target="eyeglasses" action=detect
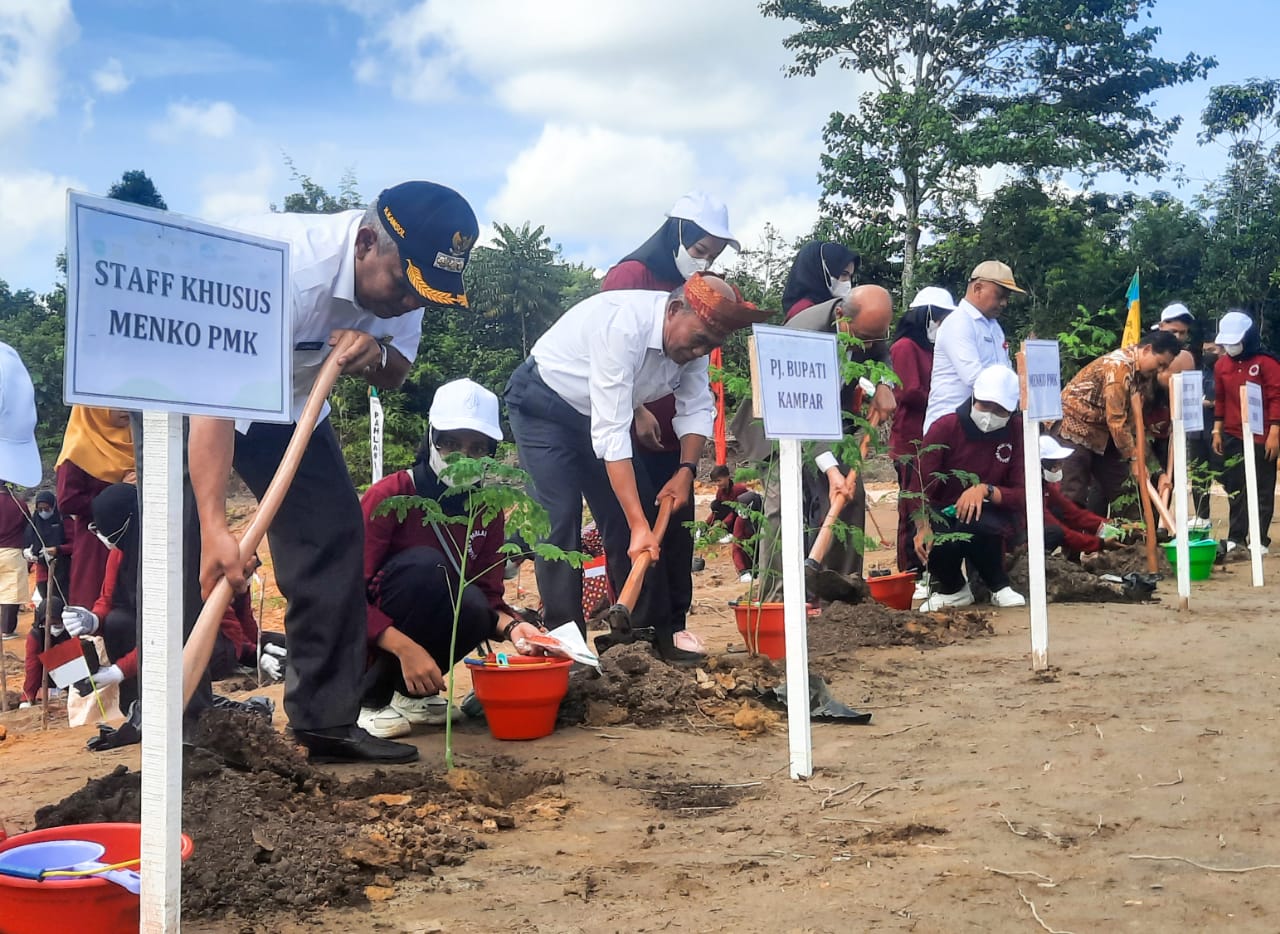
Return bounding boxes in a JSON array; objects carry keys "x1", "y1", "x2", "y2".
[
  {"x1": 435, "y1": 435, "x2": 495, "y2": 459},
  {"x1": 88, "y1": 516, "x2": 130, "y2": 549}
]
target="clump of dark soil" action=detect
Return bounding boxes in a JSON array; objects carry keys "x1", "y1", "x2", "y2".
[
  {"x1": 560, "y1": 642, "x2": 700, "y2": 727},
  {"x1": 1006, "y1": 552, "x2": 1145, "y2": 603},
  {"x1": 808, "y1": 602, "x2": 993, "y2": 655},
  {"x1": 34, "y1": 711, "x2": 563, "y2": 923},
  {"x1": 630, "y1": 769, "x2": 762, "y2": 815},
  {"x1": 858, "y1": 823, "x2": 948, "y2": 845},
  {"x1": 1084, "y1": 541, "x2": 1173, "y2": 577}
]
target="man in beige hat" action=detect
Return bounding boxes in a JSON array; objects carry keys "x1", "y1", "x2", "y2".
[{"x1": 922, "y1": 260, "x2": 1024, "y2": 432}]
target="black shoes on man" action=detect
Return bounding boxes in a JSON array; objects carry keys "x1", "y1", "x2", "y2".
[{"x1": 292, "y1": 724, "x2": 418, "y2": 764}]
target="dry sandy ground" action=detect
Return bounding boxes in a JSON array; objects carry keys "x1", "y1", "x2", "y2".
[{"x1": 3, "y1": 490, "x2": 1280, "y2": 933}]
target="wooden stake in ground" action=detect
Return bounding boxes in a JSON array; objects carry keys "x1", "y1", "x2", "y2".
[{"x1": 1130, "y1": 391, "x2": 1158, "y2": 574}]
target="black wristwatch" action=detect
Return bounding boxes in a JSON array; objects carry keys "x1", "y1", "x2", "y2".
[
  {"x1": 982, "y1": 484, "x2": 994, "y2": 502},
  {"x1": 501, "y1": 620, "x2": 520, "y2": 642},
  {"x1": 677, "y1": 461, "x2": 698, "y2": 478}
]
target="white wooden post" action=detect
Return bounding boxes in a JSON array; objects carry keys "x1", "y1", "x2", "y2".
[
  {"x1": 1241, "y1": 384, "x2": 1265, "y2": 587},
  {"x1": 369, "y1": 388, "x2": 384, "y2": 483},
  {"x1": 140, "y1": 411, "x2": 184, "y2": 933},
  {"x1": 1021, "y1": 415, "x2": 1048, "y2": 670},
  {"x1": 1170, "y1": 373, "x2": 1191, "y2": 610},
  {"x1": 779, "y1": 438, "x2": 812, "y2": 779}
]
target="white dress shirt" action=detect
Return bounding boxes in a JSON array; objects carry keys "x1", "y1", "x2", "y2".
[
  {"x1": 922, "y1": 298, "x2": 1012, "y2": 431},
  {"x1": 530, "y1": 290, "x2": 714, "y2": 461},
  {"x1": 226, "y1": 210, "x2": 424, "y2": 432}
]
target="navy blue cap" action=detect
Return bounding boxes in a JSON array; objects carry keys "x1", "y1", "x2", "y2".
[{"x1": 375, "y1": 181, "x2": 479, "y2": 308}]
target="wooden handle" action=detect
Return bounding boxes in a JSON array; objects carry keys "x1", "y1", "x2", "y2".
[
  {"x1": 615, "y1": 497, "x2": 674, "y2": 611},
  {"x1": 1146, "y1": 478, "x2": 1176, "y2": 532},
  {"x1": 182, "y1": 352, "x2": 345, "y2": 708},
  {"x1": 1130, "y1": 391, "x2": 1159, "y2": 573},
  {"x1": 806, "y1": 424, "x2": 877, "y2": 564}
]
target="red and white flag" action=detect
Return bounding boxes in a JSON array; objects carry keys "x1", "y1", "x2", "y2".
[{"x1": 38, "y1": 639, "x2": 90, "y2": 689}]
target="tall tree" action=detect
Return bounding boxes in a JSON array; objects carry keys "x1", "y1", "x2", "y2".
[
  {"x1": 761, "y1": 0, "x2": 1214, "y2": 296},
  {"x1": 275, "y1": 156, "x2": 362, "y2": 214},
  {"x1": 465, "y1": 222, "x2": 570, "y2": 359},
  {"x1": 106, "y1": 169, "x2": 167, "y2": 209}
]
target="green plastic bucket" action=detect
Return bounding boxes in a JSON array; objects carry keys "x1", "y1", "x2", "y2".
[{"x1": 1162, "y1": 538, "x2": 1216, "y2": 581}]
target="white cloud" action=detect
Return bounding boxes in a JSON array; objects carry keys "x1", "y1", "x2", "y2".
[
  {"x1": 151, "y1": 100, "x2": 240, "y2": 142},
  {"x1": 0, "y1": 169, "x2": 80, "y2": 288},
  {"x1": 0, "y1": 0, "x2": 76, "y2": 136},
  {"x1": 198, "y1": 158, "x2": 277, "y2": 222},
  {"x1": 91, "y1": 57, "x2": 130, "y2": 95}
]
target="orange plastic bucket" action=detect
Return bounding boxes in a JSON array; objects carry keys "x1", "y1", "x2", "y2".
[
  {"x1": 867, "y1": 570, "x2": 918, "y2": 610},
  {"x1": 470, "y1": 654, "x2": 573, "y2": 740},
  {"x1": 733, "y1": 602, "x2": 786, "y2": 659},
  {"x1": 0, "y1": 822, "x2": 195, "y2": 934}
]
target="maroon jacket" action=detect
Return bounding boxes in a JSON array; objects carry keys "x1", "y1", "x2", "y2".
[
  {"x1": 56, "y1": 460, "x2": 112, "y2": 607},
  {"x1": 1044, "y1": 483, "x2": 1106, "y2": 553},
  {"x1": 0, "y1": 488, "x2": 29, "y2": 548},
  {"x1": 360, "y1": 468, "x2": 506, "y2": 645},
  {"x1": 889, "y1": 337, "x2": 932, "y2": 459},
  {"x1": 705, "y1": 482, "x2": 750, "y2": 526},
  {"x1": 911, "y1": 409, "x2": 1025, "y2": 514},
  {"x1": 1214, "y1": 352, "x2": 1280, "y2": 441}
]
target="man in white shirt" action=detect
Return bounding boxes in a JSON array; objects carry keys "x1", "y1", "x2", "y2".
[
  {"x1": 505, "y1": 273, "x2": 768, "y2": 664},
  {"x1": 189, "y1": 181, "x2": 478, "y2": 764},
  {"x1": 922, "y1": 261, "x2": 1023, "y2": 433}
]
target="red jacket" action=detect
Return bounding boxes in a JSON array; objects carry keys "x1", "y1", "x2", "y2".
[
  {"x1": 706, "y1": 482, "x2": 750, "y2": 526},
  {"x1": 784, "y1": 297, "x2": 816, "y2": 322},
  {"x1": 1044, "y1": 483, "x2": 1106, "y2": 553},
  {"x1": 1214, "y1": 352, "x2": 1280, "y2": 441},
  {"x1": 56, "y1": 461, "x2": 113, "y2": 607},
  {"x1": 889, "y1": 337, "x2": 932, "y2": 459},
  {"x1": 89, "y1": 549, "x2": 137, "y2": 679},
  {"x1": 361, "y1": 469, "x2": 506, "y2": 645},
  {"x1": 911, "y1": 412, "x2": 1025, "y2": 514}
]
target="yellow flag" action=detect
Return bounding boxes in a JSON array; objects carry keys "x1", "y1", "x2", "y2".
[{"x1": 1120, "y1": 270, "x2": 1140, "y2": 347}]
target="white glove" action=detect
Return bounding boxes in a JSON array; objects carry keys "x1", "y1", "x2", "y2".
[
  {"x1": 93, "y1": 664, "x2": 124, "y2": 688},
  {"x1": 63, "y1": 605, "x2": 100, "y2": 637},
  {"x1": 259, "y1": 653, "x2": 283, "y2": 680},
  {"x1": 22, "y1": 546, "x2": 37, "y2": 562}
]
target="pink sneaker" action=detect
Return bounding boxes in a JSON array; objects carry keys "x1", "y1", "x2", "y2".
[{"x1": 672, "y1": 630, "x2": 706, "y2": 654}]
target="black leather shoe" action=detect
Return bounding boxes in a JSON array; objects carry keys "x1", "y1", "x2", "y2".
[
  {"x1": 292, "y1": 725, "x2": 418, "y2": 764},
  {"x1": 653, "y1": 632, "x2": 706, "y2": 668}
]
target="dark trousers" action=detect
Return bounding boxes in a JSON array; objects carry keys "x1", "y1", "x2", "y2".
[
  {"x1": 925, "y1": 512, "x2": 1011, "y2": 594},
  {"x1": 359, "y1": 547, "x2": 497, "y2": 707},
  {"x1": 0, "y1": 604, "x2": 16, "y2": 635},
  {"x1": 1222, "y1": 434, "x2": 1277, "y2": 548},
  {"x1": 1058, "y1": 437, "x2": 1131, "y2": 515},
  {"x1": 895, "y1": 461, "x2": 922, "y2": 574},
  {"x1": 228, "y1": 419, "x2": 366, "y2": 730},
  {"x1": 103, "y1": 605, "x2": 139, "y2": 712},
  {"x1": 634, "y1": 448, "x2": 693, "y2": 633},
  {"x1": 505, "y1": 361, "x2": 664, "y2": 635}
]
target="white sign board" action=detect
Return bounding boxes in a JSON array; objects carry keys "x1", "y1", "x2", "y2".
[
  {"x1": 1023, "y1": 340, "x2": 1062, "y2": 422},
  {"x1": 753, "y1": 324, "x2": 843, "y2": 441},
  {"x1": 66, "y1": 191, "x2": 291, "y2": 422},
  {"x1": 1246, "y1": 381, "x2": 1265, "y2": 437},
  {"x1": 1179, "y1": 370, "x2": 1204, "y2": 433}
]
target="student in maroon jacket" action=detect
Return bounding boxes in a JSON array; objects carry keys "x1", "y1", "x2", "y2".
[
  {"x1": 0, "y1": 484, "x2": 29, "y2": 637},
  {"x1": 1038, "y1": 436, "x2": 1124, "y2": 557},
  {"x1": 704, "y1": 465, "x2": 759, "y2": 581},
  {"x1": 911, "y1": 365, "x2": 1026, "y2": 611},
  {"x1": 358, "y1": 379, "x2": 543, "y2": 739},
  {"x1": 781, "y1": 241, "x2": 860, "y2": 321},
  {"x1": 890, "y1": 286, "x2": 956, "y2": 576},
  {"x1": 1211, "y1": 310, "x2": 1280, "y2": 554}
]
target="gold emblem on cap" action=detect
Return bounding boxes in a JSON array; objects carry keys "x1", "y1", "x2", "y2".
[
  {"x1": 382, "y1": 206, "x2": 406, "y2": 238},
  {"x1": 451, "y1": 231, "x2": 476, "y2": 256},
  {"x1": 406, "y1": 259, "x2": 469, "y2": 308}
]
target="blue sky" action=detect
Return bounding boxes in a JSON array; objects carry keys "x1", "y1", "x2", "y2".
[{"x1": 0, "y1": 0, "x2": 1272, "y2": 296}]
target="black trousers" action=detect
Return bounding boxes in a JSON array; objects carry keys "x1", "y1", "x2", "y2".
[
  {"x1": 634, "y1": 448, "x2": 693, "y2": 633},
  {"x1": 359, "y1": 547, "x2": 497, "y2": 708},
  {"x1": 228, "y1": 419, "x2": 366, "y2": 730},
  {"x1": 926, "y1": 512, "x2": 1011, "y2": 594},
  {"x1": 505, "y1": 361, "x2": 666, "y2": 635},
  {"x1": 103, "y1": 605, "x2": 139, "y2": 712},
  {"x1": 1222, "y1": 434, "x2": 1277, "y2": 548}
]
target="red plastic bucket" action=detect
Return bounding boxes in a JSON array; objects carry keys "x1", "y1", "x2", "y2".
[
  {"x1": 470, "y1": 654, "x2": 573, "y2": 740},
  {"x1": 867, "y1": 570, "x2": 918, "y2": 610},
  {"x1": 733, "y1": 602, "x2": 786, "y2": 659},
  {"x1": 0, "y1": 822, "x2": 195, "y2": 934}
]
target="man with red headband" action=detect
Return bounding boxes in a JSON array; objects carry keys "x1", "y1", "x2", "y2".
[{"x1": 505, "y1": 273, "x2": 770, "y2": 664}]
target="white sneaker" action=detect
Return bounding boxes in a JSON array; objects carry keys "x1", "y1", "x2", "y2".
[
  {"x1": 357, "y1": 705, "x2": 411, "y2": 738},
  {"x1": 1188, "y1": 517, "x2": 1212, "y2": 531},
  {"x1": 1226, "y1": 540, "x2": 1239, "y2": 553},
  {"x1": 912, "y1": 573, "x2": 931, "y2": 601},
  {"x1": 718, "y1": 534, "x2": 734, "y2": 545},
  {"x1": 920, "y1": 584, "x2": 974, "y2": 612},
  {"x1": 18, "y1": 700, "x2": 32, "y2": 709},
  {"x1": 991, "y1": 586, "x2": 1027, "y2": 608},
  {"x1": 391, "y1": 691, "x2": 461, "y2": 725},
  {"x1": 738, "y1": 572, "x2": 754, "y2": 583}
]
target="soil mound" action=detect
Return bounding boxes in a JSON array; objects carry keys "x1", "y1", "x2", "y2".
[
  {"x1": 560, "y1": 642, "x2": 700, "y2": 727},
  {"x1": 808, "y1": 602, "x2": 992, "y2": 655},
  {"x1": 1007, "y1": 552, "x2": 1143, "y2": 603}
]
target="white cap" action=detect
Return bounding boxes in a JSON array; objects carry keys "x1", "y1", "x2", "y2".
[
  {"x1": 972, "y1": 365, "x2": 1020, "y2": 411},
  {"x1": 666, "y1": 191, "x2": 741, "y2": 252},
  {"x1": 429, "y1": 378, "x2": 503, "y2": 441},
  {"x1": 0, "y1": 343, "x2": 41, "y2": 487},
  {"x1": 909, "y1": 286, "x2": 956, "y2": 311},
  {"x1": 1215, "y1": 310, "x2": 1252, "y2": 345},
  {"x1": 1038, "y1": 435, "x2": 1074, "y2": 461},
  {"x1": 1160, "y1": 302, "x2": 1193, "y2": 323}
]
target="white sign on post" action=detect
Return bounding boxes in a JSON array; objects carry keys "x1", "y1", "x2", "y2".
[
  {"x1": 1019, "y1": 341, "x2": 1061, "y2": 672},
  {"x1": 1179, "y1": 370, "x2": 1204, "y2": 434},
  {"x1": 1241, "y1": 383, "x2": 1266, "y2": 586},
  {"x1": 1170, "y1": 373, "x2": 1192, "y2": 610},
  {"x1": 1246, "y1": 381, "x2": 1265, "y2": 438},
  {"x1": 66, "y1": 192, "x2": 291, "y2": 934},
  {"x1": 66, "y1": 193, "x2": 292, "y2": 422},
  {"x1": 1023, "y1": 340, "x2": 1063, "y2": 422},
  {"x1": 752, "y1": 324, "x2": 843, "y2": 780}
]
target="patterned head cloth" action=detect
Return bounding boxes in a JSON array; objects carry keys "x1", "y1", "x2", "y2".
[{"x1": 683, "y1": 272, "x2": 773, "y2": 338}]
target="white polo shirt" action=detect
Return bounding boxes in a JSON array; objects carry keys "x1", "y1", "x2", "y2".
[
  {"x1": 530, "y1": 290, "x2": 714, "y2": 461},
  {"x1": 226, "y1": 210, "x2": 425, "y2": 431},
  {"x1": 923, "y1": 298, "x2": 1012, "y2": 431}
]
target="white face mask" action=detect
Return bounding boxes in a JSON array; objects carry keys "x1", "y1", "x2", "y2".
[
  {"x1": 970, "y1": 406, "x2": 1010, "y2": 433},
  {"x1": 429, "y1": 444, "x2": 480, "y2": 489},
  {"x1": 830, "y1": 279, "x2": 852, "y2": 300},
  {"x1": 674, "y1": 242, "x2": 708, "y2": 280},
  {"x1": 1224, "y1": 342, "x2": 1244, "y2": 357},
  {"x1": 37, "y1": 509, "x2": 53, "y2": 520},
  {"x1": 925, "y1": 318, "x2": 941, "y2": 343},
  {"x1": 1042, "y1": 468, "x2": 1063, "y2": 483}
]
